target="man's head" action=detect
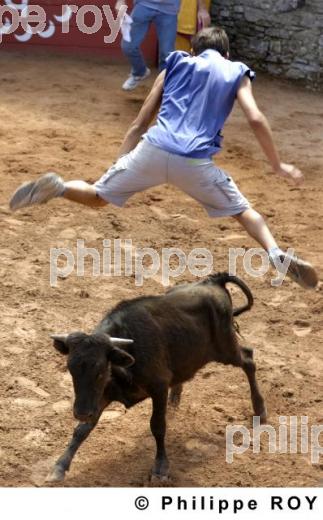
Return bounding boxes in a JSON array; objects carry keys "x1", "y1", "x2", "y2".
[{"x1": 192, "y1": 26, "x2": 230, "y2": 58}]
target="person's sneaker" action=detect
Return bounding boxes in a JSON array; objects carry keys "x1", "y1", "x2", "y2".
[
  {"x1": 122, "y1": 68, "x2": 151, "y2": 91},
  {"x1": 273, "y1": 253, "x2": 318, "y2": 289},
  {"x1": 10, "y1": 172, "x2": 65, "y2": 211}
]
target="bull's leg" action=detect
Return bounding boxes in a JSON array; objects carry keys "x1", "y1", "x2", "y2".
[
  {"x1": 241, "y1": 348, "x2": 267, "y2": 424},
  {"x1": 46, "y1": 421, "x2": 97, "y2": 483},
  {"x1": 168, "y1": 384, "x2": 183, "y2": 408},
  {"x1": 150, "y1": 384, "x2": 169, "y2": 481}
]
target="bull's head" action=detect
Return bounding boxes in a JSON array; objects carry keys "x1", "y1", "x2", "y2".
[{"x1": 51, "y1": 332, "x2": 134, "y2": 424}]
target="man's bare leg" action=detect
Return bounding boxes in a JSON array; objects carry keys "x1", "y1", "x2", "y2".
[
  {"x1": 63, "y1": 181, "x2": 107, "y2": 207},
  {"x1": 234, "y1": 208, "x2": 318, "y2": 289},
  {"x1": 234, "y1": 208, "x2": 278, "y2": 252},
  {"x1": 9, "y1": 173, "x2": 107, "y2": 211}
]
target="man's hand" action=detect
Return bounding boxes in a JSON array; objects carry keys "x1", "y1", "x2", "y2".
[
  {"x1": 275, "y1": 163, "x2": 304, "y2": 185},
  {"x1": 197, "y1": 1, "x2": 211, "y2": 29}
]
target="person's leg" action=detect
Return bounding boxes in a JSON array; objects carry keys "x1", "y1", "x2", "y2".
[
  {"x1": 154, "y1": 12, "x2": 178, "y2": 70},
  {"x1": 10, "y1": 141, "x2": 169, "y2": 212},
  {"x1": 9, "y1": 173, "x2": 107, "y2": 211},
  {"x1": 234, "y1": 208, "x2": 318, "y2": 288},
  {"x1": 176, "y1": 33, "x2": 193, "y2": 52},
  {"x1": 169, "y1": 157, "x2": 318, "y2": 289},
  {"x1": 63, "y1": 181, "x2": 107, "y2": 207},
  {"x1": 234, "y1": 208, "x2": 278, "y2": 252},
  {"x1": 121, "y1": 4, "x2": 152, "y2": 77}
]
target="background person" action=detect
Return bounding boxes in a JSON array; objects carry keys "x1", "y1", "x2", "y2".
[
  {"x1": 116, "y1": 0, "x2": 181, "y2": 91},
  {"x1": 176, "y1": 0, "x2": 211, "y2": 52}
]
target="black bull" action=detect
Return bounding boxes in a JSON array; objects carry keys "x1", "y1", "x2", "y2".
[{"x1": 47, "y1": 272, "x2": 266, "y2": 482}]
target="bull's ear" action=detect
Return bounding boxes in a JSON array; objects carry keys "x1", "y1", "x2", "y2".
[
  {"x1": 109, "y1": 347, "x2": 135, "y2": 368},
  {"x1": 50, "y1": 334, "x2": 69, "y2": 355}
]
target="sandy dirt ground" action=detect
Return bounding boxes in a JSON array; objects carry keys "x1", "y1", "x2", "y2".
[{"x1": 0, "y1": 51, "x2": 322, "y2": 488}]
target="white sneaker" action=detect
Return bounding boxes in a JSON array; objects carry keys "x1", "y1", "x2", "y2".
[
  {"x1": 10, "y1": 172, "x2": 65, "y2": 211},
  {"x1": 271, "y1": 252, "x2": 318, "y2": 289},
  {"x1": 122, "y1": 68, "x2": 151, "y2": 91},
  {"x1": 283, "y1": 254, "x2": 318, "y2": 289}
]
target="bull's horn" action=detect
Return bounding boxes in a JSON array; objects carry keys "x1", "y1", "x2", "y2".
[
  {"x1": 50, "y1": 334, "x2": 68, "y2": 343},
  {"x1": 110, "y1": 337, "x2": 134, "y2": 346}
]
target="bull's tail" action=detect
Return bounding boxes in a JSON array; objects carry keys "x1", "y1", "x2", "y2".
[{"x1": 207, "y1": 272, "x2": 254, "y2": 317}]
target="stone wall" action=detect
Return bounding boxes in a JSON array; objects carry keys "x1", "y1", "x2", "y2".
[{"x1": 211, "y1": 0, "x2": 323, "y2": 88}]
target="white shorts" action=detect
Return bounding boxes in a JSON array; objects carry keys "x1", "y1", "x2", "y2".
[{"x1": 95, "y1": 140, "x2": 250, "y2": 217}]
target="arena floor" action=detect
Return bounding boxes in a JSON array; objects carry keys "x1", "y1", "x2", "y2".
[{"x1": 0, "y1": 51, "x2": 322, "y2": 487}]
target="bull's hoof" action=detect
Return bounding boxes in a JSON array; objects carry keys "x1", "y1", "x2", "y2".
[
  {"x1": 259, "y1": 409, "x2": 268, "y2": 424},
  {"x1": 150, "y1": 472, "x2": 170, "y2": 484},
  {"x1": 168, "y1": 394, "x2": 181, "y2": 409},
  {"x1": 254, "y1": 408, "x2": 268, "y2": 424},
  {"x1": 168, "y1": 385, "x2": 183, "y2": 409},
  {"x1": 150, "y1": 460, "x2": 170, "y2": 484},
  {"x1": 45, "y1": 465, "x2": 66, "y2": 483}
]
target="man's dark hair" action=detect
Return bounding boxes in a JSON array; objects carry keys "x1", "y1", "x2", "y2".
[{"x1": 191, "y1": 27, "x2": 230, "y2": 57}]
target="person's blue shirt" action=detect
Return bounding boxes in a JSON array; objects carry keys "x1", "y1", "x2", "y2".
[
  {"x1": 136, "y1": 0, "x2": 181, "y2": 15},
  {"x1": 145, "y1": 49, "x2": 255, "y2": 158}
]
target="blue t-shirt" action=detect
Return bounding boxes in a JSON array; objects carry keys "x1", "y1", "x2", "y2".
[
  {"x1": 145, "y1": 50, "x2": 255, "y2": 158},
  {"x1": 136, "y1": 0, "x2": 180, "y2": 15}
]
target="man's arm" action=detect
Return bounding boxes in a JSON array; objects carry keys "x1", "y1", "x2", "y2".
[
  {"x1": 118, "y1": 71, "x2": 165, "y2": 157},
  {"x1": 237, "y1": 75, "x2": 303, "y2": 185}
]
